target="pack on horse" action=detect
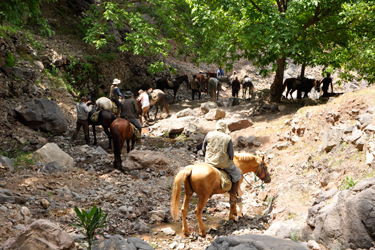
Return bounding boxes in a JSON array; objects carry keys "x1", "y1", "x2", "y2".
[
  {"x1": 147, "y1": 89, "x2": 171, "y2": 120},
  {"x1": 110, "y1": 118, "x2": 136, "y2": 170},
  {"x1": 283, "y1": 78, "x2": 320, "y2": 99},
  {"x1": 241, "y1": 77, "x2": 255, "y2": 99},
  {"x1": 156, "y1": 75, "x2": 189, "y2": 102},
  {"x1": 196, "y1": 73, "x2": 209, "y2": 93},
  {"x1": 96, "y1": 97, "x2": 120, "y2": 115},
  {"x1": 217, "y1": 75, "x2": 231, "y2": 87},
  {"x1": 171, "y1": 152, "x2": 271, "y2": 237},
  {"x1": 208, "y1": 77, "x2": 221, "y2": 101},
  {"x1": 88, "y1": 107, "x2": 116, "y2": 150}
]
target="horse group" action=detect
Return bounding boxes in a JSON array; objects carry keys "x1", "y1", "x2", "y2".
[{"x1": 83, "y1": 87, "x2": 172, "y2": 170}]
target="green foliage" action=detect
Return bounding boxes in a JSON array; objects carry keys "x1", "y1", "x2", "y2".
[
  {"x1": 5, "y1": 52, "x2": 16, "y2": 67},
  {"x1": 71, "y1": 206, "x2": 108, "y2": 250},
  {"x1": 0, "y1": 0, "x2": 56, "y2": 37},
  {"x1": 338, "y1": 176, "x2": 358, "y2": 190},
  {"x1": 290, "y1": 230, "x2": 299, "y2": 242}
]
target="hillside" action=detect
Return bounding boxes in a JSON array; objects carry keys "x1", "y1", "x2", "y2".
[{"x1": 1, "y1": 1, "x2": 375, "y2": 250}]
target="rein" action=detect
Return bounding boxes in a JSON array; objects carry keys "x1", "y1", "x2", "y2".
[{"x1": 243, "y1": 161, "x2": 265, "y2": 190}]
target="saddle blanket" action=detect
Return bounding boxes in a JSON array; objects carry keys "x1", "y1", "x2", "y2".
[
  {"x1": 167, "y1": 79, "x2": 174, "y2": 88},
  {"x1": 111, "y1": 101, "x2": 118, "y2": 114},
  {"x1": 90, "y1": 110, "x2": 100, "y2": 123},
  {"x1": 130, "y1": 123, "x2": 141, "y2": 139}
]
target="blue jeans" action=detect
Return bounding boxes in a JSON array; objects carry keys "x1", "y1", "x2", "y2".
[
  {"x1": 224, "y1": 164, "x2": 242, "y2": 182},
  {"x1": 129, "y1": 117, "x2": 142, "y2": 132}
]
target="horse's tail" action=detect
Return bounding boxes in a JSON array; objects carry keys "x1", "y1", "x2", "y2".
[
  {"x1": 163, "y1": 97, "x2": 170, "y2": 115},
  {"x1": 171, "y1": 167, "x2": 193, "y2": 221}
]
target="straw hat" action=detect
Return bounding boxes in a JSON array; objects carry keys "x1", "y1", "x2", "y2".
[{"x1": 113, "y1": 79, "x2": 121, "y2": 85}]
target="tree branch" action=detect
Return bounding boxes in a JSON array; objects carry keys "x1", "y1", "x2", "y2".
[
  {"x1": 303, "y1": 5, "x2": 331, "y2": 30},
  {"x1": 249, "y1": 0, "x2": 262, "y2": 12}
]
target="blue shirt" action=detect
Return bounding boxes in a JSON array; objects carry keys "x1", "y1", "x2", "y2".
[{"x1": 116, "y1": 88, "x2": 123, "y2": 98}]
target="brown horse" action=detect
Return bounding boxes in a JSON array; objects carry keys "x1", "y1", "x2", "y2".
[
  {"x1": 171, "y1": 153, "x2": 271, "y2": 237},
  {"x1": 110, "y1": 118, "x2": 135, "y2": 169},
  {"x1": 283, "y1": 78, "x2": 320, "y2": 99},
  {"x1": 196, "y1": 73, "x2": 209, "y2": 93}
]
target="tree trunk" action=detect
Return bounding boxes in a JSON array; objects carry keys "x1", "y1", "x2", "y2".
[
  {"x1": 269, "y1": 56, "x2": 286, "y2": 102},
  {"x1": 300, "y1": 63, "x2": 306, "y2": 78}
]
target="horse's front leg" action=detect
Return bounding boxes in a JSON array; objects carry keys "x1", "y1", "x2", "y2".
[
  {"x1": 173, "y1": 89, "x2": 177, "y2": 102},
  {"x1": 194, "y1": 195, "x2": 209, "y2": 237},
  {"x1": 229, "y1": 203, "x2": 237, "y2": 221}
]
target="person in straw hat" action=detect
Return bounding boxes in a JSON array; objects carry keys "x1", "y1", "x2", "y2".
[
  {"x1": 109, "y1": 78, "x2": 123, "y2": 117},
  {"x1": 120, "y1": 91, "x2": 142, "y2": 134}
]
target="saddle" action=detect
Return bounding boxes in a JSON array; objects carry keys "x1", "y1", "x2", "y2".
[
  {"x1": 148, "y1": 91, "x2": 158, "y2": 101},
  {"x1": 123, "y1": 117, "x2": 141, "y2": 140},
  {"x1": 167, "y1": 79, "x2": 174, "y2": 88},
  {"x1": 111, "y1": 101, "x2": 118, "y2": 114},
  {"x1": 199, "y1": 163, "x2": 232, "y2": 192}
]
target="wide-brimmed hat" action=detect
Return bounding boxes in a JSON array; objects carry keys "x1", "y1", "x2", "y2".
[
  {"x1": 124, "y1": 91, "x2": 133, "y2": 98},
  {"x1": 113, "y1": 79, "x2": 121, "y2": 85}
]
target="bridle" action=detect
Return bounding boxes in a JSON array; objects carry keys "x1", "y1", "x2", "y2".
[{"x1": 243, "y1": 161, "x2": 270, "y2": 189}]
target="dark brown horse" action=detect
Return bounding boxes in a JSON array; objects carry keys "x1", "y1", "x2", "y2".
[
  {"x1": 156, "y1": 75, "x2": 189, "y2": 102},
  {"x1": 88, "y1": 108, "x2": 116, "y2": 150},
  {"x1": 110, "y1": 118, "x2": 135, "y2": 169},
  {"x1": 283, "y1": 78, "x2": 320, "y2": 99}
]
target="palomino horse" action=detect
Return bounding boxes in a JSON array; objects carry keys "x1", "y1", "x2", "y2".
[
  {"x1": 208, "y1": 77, "x2": 221, "y2": 101},
  {"x1": 171, "y1": 153, "x2": 271, "y2": 237},
  {"x1": 283, "y1": 78, "x2": 320, "y2": 99},
  {"x1": 147, "y1": 89, "x2": 170, "y2": 120},
  {"x1": 156, "y1": 75, "x2": 189, "y2": 102},
  {"x1": 88, "y1": 108, "x2": 116, "y2": 150},
  {"x1": 241, "y1": 77, "x2": 255, "y2": 98},
  {"x1": 110, "y1": 118, "x2": 135, "y2": 170}
]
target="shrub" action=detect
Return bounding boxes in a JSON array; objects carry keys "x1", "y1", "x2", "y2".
[
  {"x1": 5, "y1": 52, "x2": 16, "y2": 67},
  {"x1": 338, "y1": 176, "x2": 358, "y2": 190}
]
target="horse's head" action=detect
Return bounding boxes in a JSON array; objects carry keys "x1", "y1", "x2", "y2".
[
  {"x1": 255, "y1": 155, "x2": 271, "y2": 183},
  {"x1": 315, "y1": 80, "x2": 322, "y2": 92}
]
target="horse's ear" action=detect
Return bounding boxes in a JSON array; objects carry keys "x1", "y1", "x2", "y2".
[{"x1": 262, "y1": 155, "x2": 265, "y2": 162}]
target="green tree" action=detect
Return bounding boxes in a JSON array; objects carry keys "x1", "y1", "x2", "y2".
[{"x1": 0, "y1": 0, "x2": 55, "y2": 36}]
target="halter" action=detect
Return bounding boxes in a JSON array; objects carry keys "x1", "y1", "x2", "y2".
[{"x1": 253, "y1": 161, "x2": 268, "y2": 189}]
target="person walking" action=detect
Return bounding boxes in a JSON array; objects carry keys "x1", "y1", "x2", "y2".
[
  {"x1": 109, "y1": 78, "x2": 123, "y2": 117},
  {"x1": 231, "y1": 76, "x2": 240, "y2": 97},
  {"x1": 71, "y1": 96, "x2": 92, "y2": 145},
  {"x1": 137, "y1": 89, "x2": 150, "y2": 126},
  {"x1": 322, "y1": 72, "x2": 333, "y2": 97},
  {"x1": 120, "y1": 91, "x2": 142, "y2": 134},
  {"x1": 202, "y1": 120, "x2": 242, "y2": 205},
  {"x1": 190, "y1": 75, "x2": 201, "y2": 100}
]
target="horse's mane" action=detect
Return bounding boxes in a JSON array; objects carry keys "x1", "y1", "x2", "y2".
[{"x1": 234, "y1": 152, "x2": 260, "y2": 162}]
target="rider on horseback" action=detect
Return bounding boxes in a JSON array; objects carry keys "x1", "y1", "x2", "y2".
[
  {"x1": 109, "y1": 78, "x2": 123, "y2": 117},
  {"x1": 120, "y1": 91, "x2": 142, "y2": 135},
  {"x1": 202, "y1": 120, "x2": 242, "y2": 204}
]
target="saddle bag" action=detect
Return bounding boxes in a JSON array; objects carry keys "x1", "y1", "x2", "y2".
[
  {"x1": 111, "y1": 101, "x2": 118, "y2": 114},
  {"x1": 219, "y1": 169, "x2": 232, "y2": 192},
  {"x1": 90, "y1": 110, "x2": 100, "y2": 123}
]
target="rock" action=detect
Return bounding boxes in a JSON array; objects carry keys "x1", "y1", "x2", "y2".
[
  {"x1": 200, "y1": 102, "x2": 218, "y2": 114},
  {"x1": 161, "y1": 227, "x2": 176, "y2": 236},
  {"x1": 313, "y1": 177, "x2": 375, "y2": 249},
  {"x1": 258, "y1": 190, "x2": 268, "y2": 201},
  {"x1": 206, "y1": 235, "x2": 308, "y2": 250},
  {"x1": 21, "y1": 206, "x2": 31, "y2": 217},
  {"x1": 33, "y1": 143, "x2": 74, "y2": 168},
  {"x1": 227, "y1": 119, "x2": 253, "y2": 132},
  {"x1": 168, "y1": 124, "x2": 185, "y2": 134},
  {"x1": 227, "y1": 97, "x2": 242, "y2": 107},
  {"x1": 320, "y1": 129, "x2": 343, "y2": 152},
  {"x1": 34, "y1": 60, "x2": 44, "y2": 71},
  {"x1": 0, "y1": 155, "x2": 14, "y2": 173},
  {"x1": 238, "y1": 136, "x2": 246, "y2": 147},
  {"x1": 122, "y1": 150, "x2": 169, "y2": 171},
  {"x1": 0, "y1": 219, "x2": 76, "y2": 250},
  {"x1": 205, "y1": 109, "x2": 226, "y2": 121},
  {"x1": 275, "y1": 142, "x2": 292, "y2": 150},
  {"x1": 93, "y1": 234, "x2": 154, "y2": 250},
  {"x1": 0, "y1": 188, "x2": 15, "y2": 204},
  {"x1": 358, "y1": 113, "x2": 372, "y2": 127},
  {"x1": 246, "y1": 136, "x2": 256, "y2": 145},
  {"x1": 307, "y1": 240, "x2": 321, "y2": 250},
  {"x1": 176, "y1": 108, "x2": 197, "y2": 118},
  {"x1": 14, "y1": 97, "x2": 68, "y2": 135},
  {"x1": 366, "y1": 151, "x2": 374, "y2": 165},
  {"x1": 265, "y1": 220, "x2": 312, "y2": 241},
  {"x1": 150, "y1": 210, "x2": 166, "y2": 223},
  {"x1": 133, "y1": 220, "x2": 149, "y2": 233},
  {"x1": 40, "y1": 161, "x2": 67, "y2": 174},
  {"x1": 41, "y1": 198, "x2": 50, "y2": 209}
]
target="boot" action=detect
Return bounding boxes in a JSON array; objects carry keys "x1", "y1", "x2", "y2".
[
  {"x1": 229, "y1": 181, "x2": 242, "y2": 204},
  {"x1": 71, "y1": 132, "x2": 77, "y2": 143},
  {"x1": 85, "y1": 134, "x2": 90, "y2": 145}
]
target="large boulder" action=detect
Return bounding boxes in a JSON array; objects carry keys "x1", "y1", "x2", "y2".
[
  {"x1": 14, "y1": 97, "x2": 68, "y2": 135},
  {"x1": 312, "y1": 177, "x2": 375, "y2": 249},
  {"x1": 33, "y1": 143, "x2": 74, "y2": 168},
  {"x1": 200, "y1": 102, "x2": 218, "y2": 114},
  {"x1": 0, "y1": 155, "x2": 14, "y2": 173},
  {"x1": 206, "y1": 235, "x2": 307, "y2": 250},
  {"x1": 227, "y1": 118, "x2": 253, "y2": 132},
  {"x1": 93, "y1": 235, "x2": 153, "y2": 250},
  {"x1": 122, "y1": 150, "x2": 169, "y2": 171},
  {"x1": 205, "y1": 109, "x2": 226, "y2": 121},
  {"x1": 0, "y1": 219, "x2": 76, "y2": 250}
]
